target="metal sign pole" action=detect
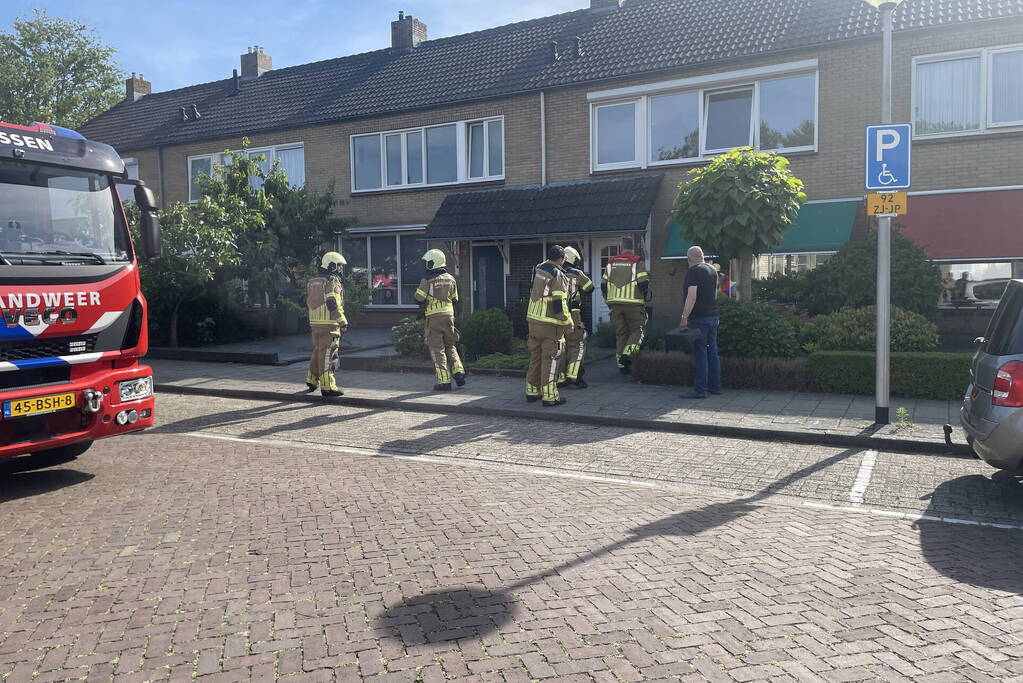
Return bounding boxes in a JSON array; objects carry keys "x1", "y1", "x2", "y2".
[{"x1": 875, "y1": 1, "x2": 895, "y2": 425}]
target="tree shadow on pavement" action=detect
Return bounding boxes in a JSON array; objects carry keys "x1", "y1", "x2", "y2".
[
  {"x1": 915, "y1": 472, "x2": 1023, "y2": 594},
  {"x1": 376, "y1": 446, "x2": 865, "y2": 645},
  {"x1": 152, "y1": 400, "x2": 322, "y2": 435}
]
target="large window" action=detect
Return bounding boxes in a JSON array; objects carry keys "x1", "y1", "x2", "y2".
[
  {"x1": 914, "y1": 44, "x2": 1023, "y2": 136},
  {"x1": 342, "y1": 232, "x2": 430, "y2": 306},
  {"x1": 188, "y1": 143, "x2": 304, "y2": 201},
  {"x1": 939, "y1": 262, "x2": 1023, "y2": 307},
  {"x1": 591, "y1": 65, "x2": 817, "y2": 171},
  {"x1": 351, "y1": 117, "x2": 504, "y2": 192}
]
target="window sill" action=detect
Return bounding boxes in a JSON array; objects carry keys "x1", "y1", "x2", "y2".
[
  {"x1": 351, "y1": 178, "x2": 505, "y2": 197},
  {"x1": 914, "y1": 126, "x2": 1023, "y2": 142},
  {"x1": 592, "y1": 148, "x2": 818, "y2": 175}
]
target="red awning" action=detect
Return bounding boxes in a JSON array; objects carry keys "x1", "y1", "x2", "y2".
[{"x1": 896, "y1": 189, "x2": 1023, "y2": 261}]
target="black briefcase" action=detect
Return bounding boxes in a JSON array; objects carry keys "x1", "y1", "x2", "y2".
[{"x1": 665, "y1": 327, "x2": 705, "y2": 354}]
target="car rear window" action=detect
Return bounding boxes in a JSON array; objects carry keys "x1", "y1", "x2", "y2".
[{"x1": 985, "y1": 280, "x2": 1023, "y2": 356}]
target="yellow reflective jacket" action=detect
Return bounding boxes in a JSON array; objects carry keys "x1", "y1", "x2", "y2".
[
  {"x1": 307, "y1": 275, "x2": 346, "y2": 327},
  {"x1": 414, "y1": 271, "x2": 458, "y2": 317},
  {"x1": 602, "y1": 255, "x2": 649, "y2": 305},
  {"x1": 527, "y1": 261, "x2": 571, "y2": 326},
  {"x1": 564, "y1": 266, "x2": 594, "y2": 313}
]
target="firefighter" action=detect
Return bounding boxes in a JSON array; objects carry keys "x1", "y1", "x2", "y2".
[
  {"x1": 415, "y1": 248, "x2": 466, "y2": 391},
  {"x1": 601, "y1": 236, "x2": 649, "y2": 374},
  {"x1": 526, "y1": 245, "x2": 572, "y2": 406},
  {"x1": 306, "y1": 251, "x2": 347, "y2": 397},
  {"x1": 557, "y1": 246, "x2": 593, "y2": 390}
]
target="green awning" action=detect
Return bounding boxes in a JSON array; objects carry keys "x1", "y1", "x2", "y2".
[{"x1": 662, "y1": 199, "x2": 861, "y2": 258}]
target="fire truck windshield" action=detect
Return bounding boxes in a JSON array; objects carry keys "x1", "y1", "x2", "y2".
[{"x1": 0, "y1": 158, "x2": 132, "y2": 265}]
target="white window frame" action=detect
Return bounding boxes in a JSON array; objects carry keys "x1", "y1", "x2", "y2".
[
  {"x1": 467, "y1": 120, "x2": 505, "y2": 181},
  {"x1": 912, "y1": 42, "x2": 1023, "y2": 139},
  {"x1": 350, "y1": 116, "x2": 505, "y2": 194},
  {"x1": 342, "y1": 228, "x2": 429, "y2": 308},
  {"x1": 701, "y1": 85, "x2": 756, "y2": 157},
  {"x1": 647, "y1": 91, "x2": 702, "y2": 166},
  {"x1": 187, "y1": 142, "x2": 304, "y2": 202},
  {"x1": 588, "y1": 60, "x2": 818, "y2": 172}
]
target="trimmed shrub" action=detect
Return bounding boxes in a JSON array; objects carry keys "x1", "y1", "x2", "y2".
[
  {"x1": 807, "y1": 351, "x2": 971, "y2": 400},
  {"x1": 802, "y1": 229, "x2": 943, "y2": 318},
  {"x1": 717, "y1": 297, "x2": 800, "y2": 359},
  {"x1": 460, "y1": 308, "x2": 514, "y2": 361},
  {"x1": 800, "y1": 306, "x2": 938, "y2": 353},
  {"x1": 753, "y1": 269, "x2": 813, "y2": 305},
  {"x1": 594, "y1": 321, "x2": 616, "y2": 349},
  {"x1": 391, "y1": 316, "x2": 427, "y2": 358},
  {"x1": 632, "y1": 351, "x2": 808, "y2": 391},
  {"x1": 471, "y1": 353, "x2": 530, "y2": 370}
]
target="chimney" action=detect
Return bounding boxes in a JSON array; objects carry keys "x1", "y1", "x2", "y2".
[
  {"x1": 391, "y1": 11, "x2": 427, "y2": 50},
  {"x1": 590, "y1": 0, "x2": 622, "y2": 9},
  {"x1": 240, "y1": 46, "x2": 272, "y2": 79},
  {"x1": 125, "y1": 72, "x2": 151, "y2": 102}
]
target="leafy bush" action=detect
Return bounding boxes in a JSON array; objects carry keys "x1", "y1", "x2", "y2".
[
  {"x1": 459, "y1": 308, "x2": 514, "y2": 361},
  {"x1": 807, "y1": 351, "x2": 971, "y2": 400},
  {"x1": 802, "y1": 229, "x2": 942, "y2": 318},
  {"x1": 391, "y1": 316, "x2": 427, "y2": 358},
  {"x1": 594, "y1": 322, "x2": 616, "y2": 349},
  {"x1": 800, "y1": 306, "x2": 938, "y2": 353},
  {"x1": 471, "y1": 353, "x2": 530, "y2": 370},
  {"x1": 632, "y1": 352, "x2": 808, "y2": 391},
  {"x1": 504, "y1": 297, "x2": 530, "y2": 339},
  {"x1": 753, "y1": 270, "x2": 813, "y2": 305},
  {"x1": 717, "y1": 298, "x2": 800, "y2": 359}
]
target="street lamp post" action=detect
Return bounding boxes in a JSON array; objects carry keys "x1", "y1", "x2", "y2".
[{"x1": 864, "y1": 0, "x2": 903, "y2": 425}]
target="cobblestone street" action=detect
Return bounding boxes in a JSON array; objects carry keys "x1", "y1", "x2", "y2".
[{"x1": 1, "y1": 394, "x2": 1023, "y2": 681}]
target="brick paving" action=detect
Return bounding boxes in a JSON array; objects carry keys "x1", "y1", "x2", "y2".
[
  {"x1": 1, "y1": 399, "x2": 1022, "y2": 681},
  {"x1": 150, "y1": 358, "x2": 965, "y2": 448}
]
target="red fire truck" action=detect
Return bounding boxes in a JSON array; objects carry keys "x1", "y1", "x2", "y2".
[{"x1": 0, "y1": 121, "x2": 161, "y2": 463}]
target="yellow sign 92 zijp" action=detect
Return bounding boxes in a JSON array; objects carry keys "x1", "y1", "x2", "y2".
[{"x1": 867, "y1": 191, "x2": 908, "y2": 217}]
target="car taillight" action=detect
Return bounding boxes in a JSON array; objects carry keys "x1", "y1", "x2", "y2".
[{"x1": 992, "y1": 361, "x2": 1023, "y2": 407}]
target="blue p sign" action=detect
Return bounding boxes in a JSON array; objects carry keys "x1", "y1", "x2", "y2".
[{"x1": 865, "y1": 123, "x2": 912, "y2": 191}]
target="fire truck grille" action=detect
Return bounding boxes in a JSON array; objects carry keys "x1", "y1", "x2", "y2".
[{"x1": 0, "y1": 335, "x2": 98, "y2": 363}]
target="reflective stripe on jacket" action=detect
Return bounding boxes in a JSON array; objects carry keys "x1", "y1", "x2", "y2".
[
  {"x1": 415, "y1": 272, "x2": 458, "y2": 316},
  {"x1": 527, "y1": 261, "x2": 571, "y2": 326},
  {"x1": 603, "y1": 256, "x2": 648, "y2": 305},
  {"x1": 565, "y1": 266, "x2": 594, "y2": 313},
  {"x1": 307, "y1": 276, "x2": 346, "y2": 326}
]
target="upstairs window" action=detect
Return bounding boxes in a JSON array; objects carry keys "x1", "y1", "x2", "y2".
[
  {"x1": 187, "y1": 144, "x2": 304, "y2": 201},
  {"x1": 351, "y1": 117, "x2": 504, "y2": 192},
  {"x1": 914, "y1": 44, "x2": 1023, "y2": 136},
  {"x1": 590, "y1": 64, "x2": 817, "y2": 172}
]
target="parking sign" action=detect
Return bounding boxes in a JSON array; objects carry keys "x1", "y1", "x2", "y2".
[{"x1": 865, "y1": 123, "x2": 912, "y2": 191}]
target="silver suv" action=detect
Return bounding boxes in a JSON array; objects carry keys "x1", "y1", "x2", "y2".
[{"x1": 961, "y1": 279, "x2": 1023, "y2": 471}]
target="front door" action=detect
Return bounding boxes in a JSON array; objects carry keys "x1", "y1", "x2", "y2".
[
  {"x1": 473, "y1": 245, "x2": 505, "y2": 311},
  {"x1": 590, "y1": 239, "x2": 621, "y2": 329}
]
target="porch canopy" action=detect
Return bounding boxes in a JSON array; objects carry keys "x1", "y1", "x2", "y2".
[
  {"x1": 424, "y1": 174, "x2": 663, "y2": 240},
  {"x1": 662, "y1": 199, "x2": 861, "y2": 258},
  {"x1": 896, "y1": 189, "x2": 1023, "y2": 261}
]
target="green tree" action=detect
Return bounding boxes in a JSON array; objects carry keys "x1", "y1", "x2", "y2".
[
  {"x1": 0, "y1": 9, "x2": 122, "y2": 129},
  {"x1": 670, "y1": 147, "x2": 806, "y2": 301},
  {"x1": 802, "y1": 228, "x2": 943, "y2": 318}
]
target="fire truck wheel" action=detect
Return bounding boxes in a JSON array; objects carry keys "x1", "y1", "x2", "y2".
[{"x1": 29, "y1": 440, "x2": 93, "y2": 465}]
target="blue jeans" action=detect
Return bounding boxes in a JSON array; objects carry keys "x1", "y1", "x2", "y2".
[{"x1": 689, "y1": 316, "x2": 720, "y2": 395}]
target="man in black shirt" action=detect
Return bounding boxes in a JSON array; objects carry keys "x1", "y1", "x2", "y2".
[{"x1": 679, "y1": 246, "x2": 721, "y2": 398}]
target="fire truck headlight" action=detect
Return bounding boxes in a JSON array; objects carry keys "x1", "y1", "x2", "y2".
[{"x1": 118, "y1": 376, "x2": 153, "y2": 402}]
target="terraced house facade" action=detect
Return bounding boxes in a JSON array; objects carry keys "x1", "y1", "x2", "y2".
[{"x1": 80, "y1": 0, "x2": 1023, "y2": 329}]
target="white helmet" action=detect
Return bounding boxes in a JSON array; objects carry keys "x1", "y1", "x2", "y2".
[
  {"x1": 321, "y1": 251, "x2": 346, "y2": 271},
  {"x1": 563, "y1": 246, "x2": 582, "y2": 267},
  {"x1": 422, "y1": 248, "x2": 446, "y2": 269}
]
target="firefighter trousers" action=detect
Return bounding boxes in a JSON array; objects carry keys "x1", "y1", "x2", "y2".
[
  {"x1": 558, "y1": 321, "x2": 587, "y2": 382},
  {"x1": 610, "y1": 304, "x2": 647, "y2": 367},
  {"x1": 527, "y1": 321, "x2": 567, "y2": 402},
  {"x1": 426, "y1": 314, "x2": 464, "y2": 384},
  {"x1": 308, "y1": 325, "x2": 341, "y2": 391}
]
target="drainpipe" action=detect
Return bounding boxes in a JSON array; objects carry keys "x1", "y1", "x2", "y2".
[
  {"x1": 156, "y1": 145, "x2": 166, "y2": 209},
  {"x1": 539, "y1": 91, "x2": 547, "y2": 185}
]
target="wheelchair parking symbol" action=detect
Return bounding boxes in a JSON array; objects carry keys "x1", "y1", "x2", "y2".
[{"x1": 865, "y1": 124, "x2": 911, "y2": 191}]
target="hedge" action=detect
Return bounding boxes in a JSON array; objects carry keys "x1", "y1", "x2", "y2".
[
  {"x1": 806, "y1": 351, "x2": 972, "y2": 400},
  {"x1": 632, "y1": 352, "x2": 809, "y2": 391},
  {"x1": 632, "y1": 350, "x2": 972, "y2": 400}
]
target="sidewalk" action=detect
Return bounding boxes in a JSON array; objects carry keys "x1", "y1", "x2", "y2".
[
  {"x1": 149, "y1": 355, "x2": 969, "y2": 455},
  {"x1": 148, "y1": 327, "x2": 393, "y2": 365}
]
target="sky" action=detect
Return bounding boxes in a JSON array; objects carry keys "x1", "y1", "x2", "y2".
[{"x1": 1, "y1": 1, "x2": 583, "y2": 93}]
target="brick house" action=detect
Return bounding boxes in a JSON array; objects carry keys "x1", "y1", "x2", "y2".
[{"x1": 79, "y1": 0, "x2": 1023, "y2": 330}]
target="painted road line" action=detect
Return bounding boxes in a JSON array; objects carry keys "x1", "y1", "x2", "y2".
[
  {"x1": 802, "y1": 501, "x2": 1023, "y2": 531},
  {"x1": 849, "y1": 449, "x2": 878, "y2": 505}
]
